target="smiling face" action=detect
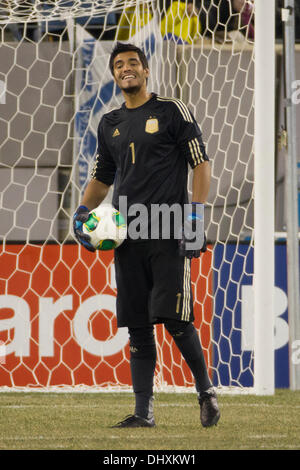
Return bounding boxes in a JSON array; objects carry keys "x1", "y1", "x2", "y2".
[{"x1": 112, "y1": 51, "x2": 149, "y2": 95}]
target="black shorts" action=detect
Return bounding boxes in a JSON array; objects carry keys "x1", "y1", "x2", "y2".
[{"x1": 114, "y1": 239, "x2": 194, "y2": 328}]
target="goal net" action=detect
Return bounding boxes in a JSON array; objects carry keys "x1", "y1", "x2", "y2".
[{"x1": 0, "y1": 0, "x2": 261, "y2": 393}]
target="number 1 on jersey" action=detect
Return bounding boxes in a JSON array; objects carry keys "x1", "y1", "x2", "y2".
[{"x1": 130, "y1": 142, "x2": 135, "y2": 164}]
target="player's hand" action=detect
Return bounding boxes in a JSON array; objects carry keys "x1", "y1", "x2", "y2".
[
  {"x1": 178, "y1": 202, "x2": 207, "y2": 259},
  {"x1": 73, "y1": 205, "x2": 95, "y2": 252}
]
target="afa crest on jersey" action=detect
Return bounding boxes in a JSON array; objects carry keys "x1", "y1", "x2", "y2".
[{"x1": 145, "y1": 117, "x2": 159, "y2": 134}]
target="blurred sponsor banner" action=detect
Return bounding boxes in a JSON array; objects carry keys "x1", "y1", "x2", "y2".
[
  {"x1": 213, "y1": 243, "x2": 290, "y2": 388},
  {"x1": 0, "y1": 243, "x2": 212, "y2": 388},
  {"x1": 0, "y1": 242, "x2": 291, "y2": 389}
]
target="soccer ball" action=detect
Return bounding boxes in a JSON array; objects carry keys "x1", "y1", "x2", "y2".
[{"x1": 82, "y1": 203, "x2": 127, "y2": 250}]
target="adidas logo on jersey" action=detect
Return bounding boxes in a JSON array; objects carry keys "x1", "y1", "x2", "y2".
[{"x1": 113, "y1": 128, "x2": 120, "y2": 137}]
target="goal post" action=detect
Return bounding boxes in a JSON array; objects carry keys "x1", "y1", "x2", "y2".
[
  {"x1": 283, "y1": 0, "x2": 300, "y2": 391},
  {"x1": 253, "y1": 0, "x2": 275, "y2": 395},
  {"x1": 0, "y1": 0, "x2": 281, "y2": 394}
]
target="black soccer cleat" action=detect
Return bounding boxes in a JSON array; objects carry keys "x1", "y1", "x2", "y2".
[
  {"x1": 111, "y1": 414, "x2": 156, "y2": 428},
  {"x1": 198, "y1": 387, "x2": 220, "y2": 428}
]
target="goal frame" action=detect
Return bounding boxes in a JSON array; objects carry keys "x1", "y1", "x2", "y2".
[
  {"x1": 0, "y1": 0, "x2": 280, "y2": 395},
  {"x1": 253, "y1": 0, "x2": 275, "y2": 395}
]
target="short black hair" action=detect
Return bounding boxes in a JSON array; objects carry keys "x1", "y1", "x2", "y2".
[{"x1": 109, "y1": 42, "x2": 149, "y2": 75}]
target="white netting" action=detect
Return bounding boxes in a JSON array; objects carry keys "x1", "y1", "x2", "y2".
[
  {"x1": 0, "y1": 0, "x2": 259, "y2": 392},
  {"x1": 0, "y1": 1, "x2": 151, "y2": 23}
]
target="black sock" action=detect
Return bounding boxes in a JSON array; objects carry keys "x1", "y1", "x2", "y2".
[
  {"x1": 129, "y1": 327, "x2": 157, "y2": 419},
  {"x1": 165, "y1": 321, "x2": 212, "y2": 393}
]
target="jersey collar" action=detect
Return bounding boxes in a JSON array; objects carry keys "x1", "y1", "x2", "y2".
[{"x1": 122, "y1": 93, "x2": 157, "y2": 112}]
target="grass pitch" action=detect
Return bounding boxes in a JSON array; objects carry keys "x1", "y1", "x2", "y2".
[{"x1": 0, "y1": 390, "x2": 299, "y2": 450}]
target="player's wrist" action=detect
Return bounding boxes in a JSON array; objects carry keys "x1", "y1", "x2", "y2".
[
  {"x1": 77, "y1": 205, "x2": 90, "y2": 213},
  {"x1": 191, "y1": 202, "x2": 204, "y2": 208},
  {"x1": 186, "y1": 202, "x2": 204, "y2": 220}
]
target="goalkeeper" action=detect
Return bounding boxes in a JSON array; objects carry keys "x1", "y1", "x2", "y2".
[{"x1": 73, "y1": 42, "x2": 220, "y2": 428}]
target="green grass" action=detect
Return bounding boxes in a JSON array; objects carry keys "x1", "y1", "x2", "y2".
[{"x1": 0, "y1": 390, "x2": 299, "y2": 450}]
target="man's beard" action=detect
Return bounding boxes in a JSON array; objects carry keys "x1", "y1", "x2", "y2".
[{"x1": 121, "y1": 83, "x2": 142, "y2": 95}]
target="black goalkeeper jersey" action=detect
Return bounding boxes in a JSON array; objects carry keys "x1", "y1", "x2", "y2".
[{"x1": 91, "y1": 93, "x2": 209, "y2": 239}]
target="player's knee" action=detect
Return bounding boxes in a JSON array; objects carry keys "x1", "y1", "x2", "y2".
[
  {"x1": 128, "y1": 326, "x2": 156, "y2": 358},
  {"x1": 164, "y1": 319, "x2": 192, "y2": 338}
]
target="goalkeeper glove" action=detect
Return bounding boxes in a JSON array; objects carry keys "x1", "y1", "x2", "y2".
[
  {"x1": 178, "y1": 202, "x2": 207, "y2": 259},
  {"x1": 73, "y1": 205, "x2": 95, "y2": 252}
]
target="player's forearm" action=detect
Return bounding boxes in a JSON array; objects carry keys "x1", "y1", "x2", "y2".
[
  {"x1": 191, "y1": 161, "x2": 211, "y2": 204},
  {"x1": 80, "y1": 179, "x2": 110, "y2": 210}
]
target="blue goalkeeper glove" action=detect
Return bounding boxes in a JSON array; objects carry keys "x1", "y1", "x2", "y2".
[
  {"x1": 73, "y1": 205, "x2": 95, "y2": 252},
  {"x1": 179, "y1": 202, "x2": 207, "y2": 259}
]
